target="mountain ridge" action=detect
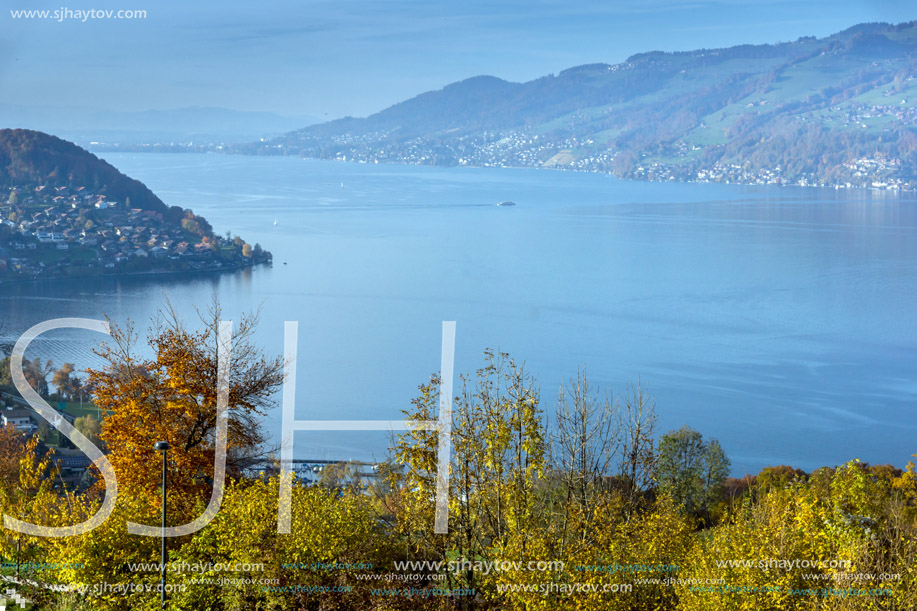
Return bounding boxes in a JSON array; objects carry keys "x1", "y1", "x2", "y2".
[{"x1": 240, "y1": 20, "x2": 917, "y2": 189}]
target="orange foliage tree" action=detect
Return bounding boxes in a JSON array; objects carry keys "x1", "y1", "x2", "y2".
[{"x1": 87, "y1": 302, "x2": 284, "y2": 506}]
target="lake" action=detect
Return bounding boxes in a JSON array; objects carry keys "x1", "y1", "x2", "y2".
[{"x1": 2, "y1": 153, "x2": 916, "y2": 476}]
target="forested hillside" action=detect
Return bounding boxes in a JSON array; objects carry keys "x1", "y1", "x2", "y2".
[{"x1": 0, "y1": 129, "x2": 167, "y2": 212}]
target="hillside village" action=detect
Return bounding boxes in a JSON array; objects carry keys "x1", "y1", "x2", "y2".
[
  {"x1": 0, "y1": 183, "x2": 269, "y2": 281},
  {"x1": 274, "y1": 124, "x2": 915, "y2": 191},
  {"x1": 243, "y1": 22, "x2": 917, "y2": 192}
]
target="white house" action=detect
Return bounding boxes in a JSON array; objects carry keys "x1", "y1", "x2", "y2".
[{"x1": 2, "y1": 408, "x2": 35, "y2": 431}]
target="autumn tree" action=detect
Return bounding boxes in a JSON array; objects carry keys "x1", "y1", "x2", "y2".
[
  {"x1": 166, "y1": 477, "x2": 398, "y2": 611},
  {"x1": 180, "y1": 217, "x2": 201, "y2": 236},
  {"x1": 756, "y1": 464, "x2": 807, "y2": 490},
  {"x1": 88, "y1": 301, "x2": 285, "y2": 502},
  {"x1": 680, "y1": 459, "x2": 917, "y2": 611},
  {"x1": 7, "y1": 357, "x2": 55, "y2": 398},
  {"x1": 566, "y1": 493, "x2": 693, "y2": 611},
  {"x1": 52, "y1": 362, "x2": 76, "y2": 399},
  {"x1": 390, "y1": 350, "x2": 548, "y2": 607},
  {"x1": 0, "y1": 436, "x2": 68, "y2": 598},
  {"x1": 390, "y1": 374, "x2": 443, "y2": 556},
  {"x1": 0, "y1": 425, "x2": 28, "y2": 490},
  {"x1": 450, "y1": 350, "x2": 546, "y2": 605},
  {"x1": 317, "y1": 461, "x2": 366, "y2": 493},
  {"x1": 0, "y1": 350, "x2": 54, "y2": 395}
]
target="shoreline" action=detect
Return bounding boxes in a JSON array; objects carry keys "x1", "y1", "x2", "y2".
[
  {"x1": 91, "y1": 148, "x2": 917, "y2": 195},
  {"x1": 0, "y1": 261, "x2": 270, "y2": 287}
]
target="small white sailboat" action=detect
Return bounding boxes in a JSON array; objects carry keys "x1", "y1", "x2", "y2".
[{"x1": 273, "y1": 219, "x2": 279, "y2": 227}]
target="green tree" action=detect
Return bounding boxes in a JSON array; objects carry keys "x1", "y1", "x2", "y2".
[
  {"x1": 35, "y1": 420, "x2": 51, "y2": 443},
  {"x1": 656, "y1": 425, "x2": 730, "y2": 520},
  {"x1": 73, "y1": 414, "x2": 101, "y2": 446}
]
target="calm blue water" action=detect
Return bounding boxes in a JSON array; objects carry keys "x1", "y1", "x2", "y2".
[{"x1": 2, "y1": 153, "x2": 916, "y2": 475}]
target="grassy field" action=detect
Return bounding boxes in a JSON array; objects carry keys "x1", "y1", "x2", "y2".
[
  {"x1": 849, "y1": 78, "x2": 917, "y2": 106},
  {"x1": 59, "y1": 401, "x2": 106, "y2": 420}
]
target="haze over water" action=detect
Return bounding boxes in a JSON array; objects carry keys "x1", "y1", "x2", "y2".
[{"x1": 2, "y1": 152, "x2": 915, "y2": 475}]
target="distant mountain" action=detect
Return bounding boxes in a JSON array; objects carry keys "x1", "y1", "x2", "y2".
[
  {"x1": 0, "y1": 129, "x2": 167, "y2": 212},
  {"x1": 244, "y1": 21, "x2": 917, "y2": 189},
  {"x1": 0, "y1": 106, "x2": 319, "y2": 147}
]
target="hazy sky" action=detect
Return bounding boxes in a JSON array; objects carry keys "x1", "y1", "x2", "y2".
[{"x1": 1, "y1": 0, "x2": 914, "y2": 119}]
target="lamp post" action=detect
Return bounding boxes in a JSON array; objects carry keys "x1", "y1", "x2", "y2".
[{"x1": 154, "y1": 441, "x2": 170, "y2": 609}]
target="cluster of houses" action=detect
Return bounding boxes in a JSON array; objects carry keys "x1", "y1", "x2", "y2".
[
  {"x1": 817, "y1": 100, "x2": 917, "y2": 131},
  {"x1": 276, "y1": 120, "x2": 916, "y2": 193},
  {"x1": 0, "y1": 184, "x2": 252, "y2": 280}
]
